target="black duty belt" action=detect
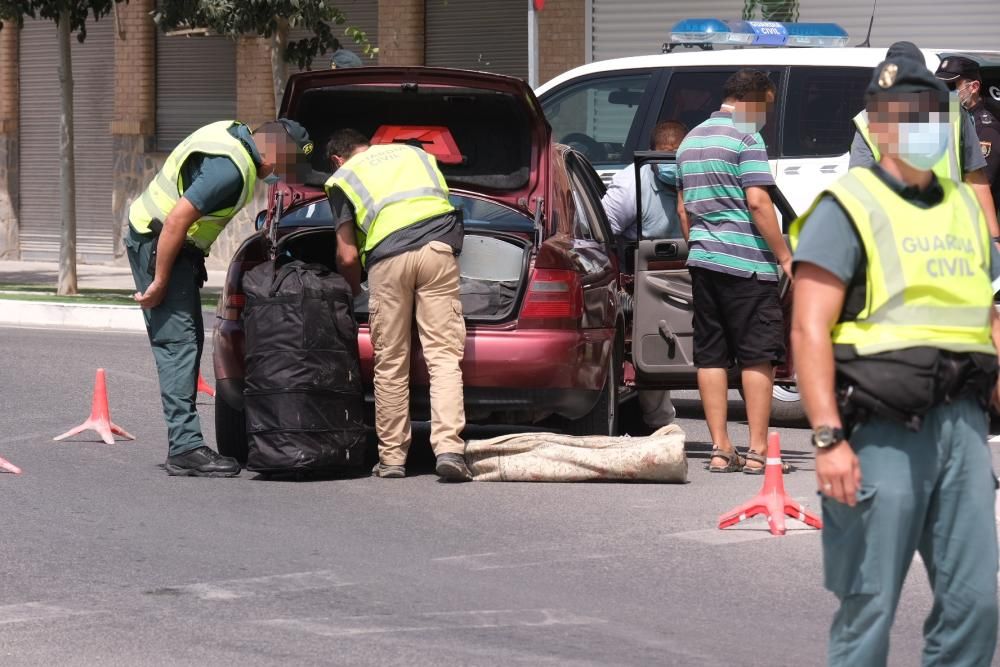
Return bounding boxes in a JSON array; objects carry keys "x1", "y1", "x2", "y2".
[{"x1": 146, "y1": 219, "x2": 209, "y2": 288}]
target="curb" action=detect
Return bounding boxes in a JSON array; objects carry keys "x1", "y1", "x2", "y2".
[{"x1": 0, "y1": 299, "x2": 215, "y2": 332}]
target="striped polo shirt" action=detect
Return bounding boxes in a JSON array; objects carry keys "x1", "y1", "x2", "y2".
[{"x1": 676, "y1": 110, "x2": 777, "y2": 280}]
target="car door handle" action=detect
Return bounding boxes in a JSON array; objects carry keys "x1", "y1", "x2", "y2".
[
  {"x1": 657, "y1": 320, "x2": 678, "y2": 358},
  {"x1": 654, "y1": 242, "x2": 680, "y2": 258},
  {"x1": 782, "y1": 166, "x2": 801, "y2": 175}
]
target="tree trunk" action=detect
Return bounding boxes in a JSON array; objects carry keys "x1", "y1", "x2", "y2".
[
  {"x1": 270, "y1": 17, "x2": 290, "y2": 113},
  {"x1": 57, "y1": 11, "x2": 77, "y2": 295}
]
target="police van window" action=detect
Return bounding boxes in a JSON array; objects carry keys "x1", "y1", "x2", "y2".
[
  {"x1": 656, "y1": 70, "x2": 781, "y2": 152},
  {"x1": 542, "y1": 73, "x2": 652, "y2": 166},
  {"x1": 783, "y1": 67, "x2": 872, "y2": 158}
]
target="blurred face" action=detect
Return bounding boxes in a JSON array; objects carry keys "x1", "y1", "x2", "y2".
[
  {"x1": 868, "y1": 92, "x2": 950, "y2": 170},
  {"x1": 730, "y1": 90, "x2": 775, "y2": 134},
  {"x1": 257, "y1": 133, "x2": 301, "y2": 184},
  {"x1": 654, "y1": 127, "x2": 686, "y2": 152}
]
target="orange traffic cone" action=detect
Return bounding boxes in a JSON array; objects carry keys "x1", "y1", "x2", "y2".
[
  {"x1": 197, "y1": 372, "x2": 215, "y2": 398},
  {"x1": 53, "y1": 369, "x2": 135, "y2": 445},
  {"x1": 0, "y1": 455, "x2": 21, "y2": 474},
  {"x1": 718, "y1": 431, "x2": 822, "y2": 536}
]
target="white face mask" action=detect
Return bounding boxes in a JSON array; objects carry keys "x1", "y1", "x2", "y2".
[
  {"x1": 957, "y1": 82, "x2": 976, "y2": 109},
  {"x1": 896, "y1": 122, "x2": 950, "y2": 170}
]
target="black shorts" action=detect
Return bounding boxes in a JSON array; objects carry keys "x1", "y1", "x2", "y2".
[{"x1": 690, "y1": 267, "x2": 786, "y2": 369}]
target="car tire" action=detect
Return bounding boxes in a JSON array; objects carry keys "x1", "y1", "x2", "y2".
[
  {"x1": 738, "y1": 384, "x2": 808, "y2": 426},
  {"x1": 215, "y1": 393, "x2": 248, "y2": 465},
  {"x1": 564, "y1": 338, "x2": 622, "y2": 437}
]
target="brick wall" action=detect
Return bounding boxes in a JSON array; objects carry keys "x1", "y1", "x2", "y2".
[
  {"x1": 538, "y1": 0, "x2": 586, "y2": 87},
  {"x1": 236, "y1": 36, "x2": 275, "y2": 128},
  {"x1": 378, "y1": 0, "x2": 424, "y2": 65},
  {"x1": 111, "y1": 0, "x2": 155, "y2": 136}
]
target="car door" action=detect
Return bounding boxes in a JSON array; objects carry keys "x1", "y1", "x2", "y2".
[
  {"x1": 630, "y1": 149, "x2": 797, "y2": 388},
  {"x1": 774, "y1": 66, "x2": 873, "y2": 215}
]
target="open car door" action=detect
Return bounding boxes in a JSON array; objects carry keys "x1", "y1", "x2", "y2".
[{"x1": 630, "y1": 150, "x2": 798, "y2": 388}]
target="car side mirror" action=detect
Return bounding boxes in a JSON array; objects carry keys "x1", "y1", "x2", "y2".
[{"x1": 254, "y1": 209, "x2": 266, "y2": 231}]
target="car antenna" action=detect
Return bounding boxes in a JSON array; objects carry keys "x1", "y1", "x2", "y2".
[{"x1": 857, "y1": 0, "x2": 877, "y2": 47}]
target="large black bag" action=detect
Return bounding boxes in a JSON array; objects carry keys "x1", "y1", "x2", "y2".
[{"x1": 242, "y1": 259, "x2": 367, "y2": 474}]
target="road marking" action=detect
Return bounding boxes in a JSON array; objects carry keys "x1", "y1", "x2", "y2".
[
  {"x1": 432, "y1": 549, "x2": 616, "y2": 571},
  {"x1": 671, "y1": 525, "x2": 820, "y2": 545},
  {"x1": 0, "y1": 603, "x2": 94, "y2": 625},
  {"x1": 259, "y1": 608, "x2": 606, "y2": 637},
  {"x1": 145, "y1": 570, "x2": 355, "y2": 601}
]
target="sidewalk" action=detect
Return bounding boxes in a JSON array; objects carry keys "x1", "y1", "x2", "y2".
[{"x1": 0, "y1": 259, "x2": 227, "y2": 332}]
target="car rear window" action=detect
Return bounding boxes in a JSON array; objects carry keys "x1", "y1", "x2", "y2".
[{"x1": 782, "y1": 66, "x2": 872, "y2": 158}]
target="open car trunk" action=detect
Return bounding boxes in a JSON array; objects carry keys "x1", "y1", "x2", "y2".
[{"x1": 277, "y1": 227, "x2": 531, "y2": 324}]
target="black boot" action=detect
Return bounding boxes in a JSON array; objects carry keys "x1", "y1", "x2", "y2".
[{"x1": 165, "y1": 446, "x2": 241, "y2": 477}]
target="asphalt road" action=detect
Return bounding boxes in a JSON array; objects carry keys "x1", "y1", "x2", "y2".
[{"x1": 1, "y1": 326, "x2": 997, "y2": 666}]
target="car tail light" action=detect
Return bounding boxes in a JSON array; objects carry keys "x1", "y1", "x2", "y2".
[
  {"x1": 220, "y1": 292, "x2": 246, "y2": 321},
  {"x1": 519, "y1": 268, "x2": 583, "y2": 324}
]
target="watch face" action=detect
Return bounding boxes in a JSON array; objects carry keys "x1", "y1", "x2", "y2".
[{"x1": 812, "y1": 426, "x2": 837, "y2": 448}]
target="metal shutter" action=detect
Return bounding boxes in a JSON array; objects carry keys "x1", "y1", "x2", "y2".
[
  {"x1": 590, "y1": 0, "x2": 1000, "y2": 62},
  {"x1": 425, "y1": 0, "x2": 528, "y2": 79},
  {"x1": 19, "y1": 18, "x2": 115, "y2": 262},
  {"x1": 289, "y1": 0, "x2": 379, "y2": 71},
  {"x1": 156, "y1": 34, "x2": 236, "y2": 151}
]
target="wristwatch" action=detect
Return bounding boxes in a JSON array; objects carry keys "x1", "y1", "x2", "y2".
[{"x1": 811, "y1": 425, "x2": 846, "y2": 449}]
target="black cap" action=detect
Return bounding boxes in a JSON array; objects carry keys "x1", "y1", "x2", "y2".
[
  {"x1": 277, "y1": 118, "x2": 315, "y2": 158},
  {"x1": 935, "y1": 56, "x2": 981, "y2": 82},
  {"x1": 885, "y1": 41, "x2": 922, "y2": 63},
  {"x1": 867, "y1": 57, "x2": 948, "y2": 98}
]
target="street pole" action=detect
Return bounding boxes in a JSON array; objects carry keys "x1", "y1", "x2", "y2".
[{"x1": 528, "y1": 0, "x2": 538, "y2": 89}]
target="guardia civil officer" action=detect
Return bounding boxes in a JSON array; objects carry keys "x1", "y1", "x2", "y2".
[
  {"x1": 325, "y1": 129, "x2": 472, "y2": 482},
  {"x1": 936, "y1": 55, "x2": 1000, "y2": 219},
  {"x1": 850, "y1": 41, "x2": 1000, "y2": 244},
  {"x1": 791, "y1": 55, "x2": 1000, "y2": 665},
  {"x1": 127, "y1": 119, "x2": 314, "y2": 477}
]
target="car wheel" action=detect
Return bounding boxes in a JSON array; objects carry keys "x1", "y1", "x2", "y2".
[
  {"x1": 736, "y1": 383, "x2": 807, "y2": 426},
  {"x1": 215, "y1": 392, "x2": 248, "y2": 465},
  {"x1": 564, "y1": 338, "x2": 622, "y2": 437}
]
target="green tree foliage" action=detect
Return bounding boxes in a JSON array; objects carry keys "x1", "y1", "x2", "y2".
[
  {"x1": 153, "y1": 0, "x2": 375, "y2": 69},
  {"x1": 0, "y1": 0, "x2": 116, "y2": 37},
  {"x1": 742, "y1": 0, "x2": 800, "y2": 22}
]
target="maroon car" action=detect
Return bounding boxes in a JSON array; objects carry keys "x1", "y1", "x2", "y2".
[{"x1": 212, "y1": 67, "x2": 628, "y2": 462}]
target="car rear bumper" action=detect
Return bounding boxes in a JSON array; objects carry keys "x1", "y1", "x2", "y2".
[{"x1": 214, "y1": 320, "x2": 615, "y2": 421}]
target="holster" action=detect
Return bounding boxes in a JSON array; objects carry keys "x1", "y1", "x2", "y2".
[{"x1": 147, "y1": 218, "x2": 209, "y2": 288}]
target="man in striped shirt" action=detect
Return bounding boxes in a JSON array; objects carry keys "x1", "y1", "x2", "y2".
[{"x1": 676, "y1": 69, "x2": 793, "y2": 474}]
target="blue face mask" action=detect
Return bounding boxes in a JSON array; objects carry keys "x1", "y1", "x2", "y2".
[
  {"x1": 262, "y1": 172, "x2": 281, "y2": 185},
  {"x1": 654, "y1": 164, "x2": 678, "y2": 187},
  {"x1": 896, "y1": 122, "x2": 949, "y2": 170}
]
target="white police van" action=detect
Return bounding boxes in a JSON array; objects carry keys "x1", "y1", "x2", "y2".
[
  {"x1": 537, "y1": 18, "x2": 1000, "y2": 216},
  {"x1": 536, "y1": 19, "x2": 1000, "y2": 422}
]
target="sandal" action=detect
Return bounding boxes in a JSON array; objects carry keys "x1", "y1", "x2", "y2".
[
  {"x1": 742, "y1": 450, "x2": 793, "y2": 475},
  {"x1": 707, "y1": 447, "x2": 745, "y2": 473}
]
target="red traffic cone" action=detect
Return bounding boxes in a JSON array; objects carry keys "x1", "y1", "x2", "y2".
[
  {"x1": 718, "y1": 431, "x2": 822, "y2": 536},
  {"x1": 53, "y1": 369, "x2": 135, "y2": 445},
  {"x1": 0, "y1": 455, "x2": 21, "y2": 474},
  {"x1": 197, "y1": 372, "x2": 215, "y2": 398}
]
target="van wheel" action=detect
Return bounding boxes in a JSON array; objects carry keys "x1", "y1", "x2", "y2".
[
  {"x1": 215, "y1": 394, "x2": 248, "y2": 465},
  {"x1": 564, "y1": 339, "x2": 622, "y2": 437},
  {"x1": 738, "y1": 384, "x2": 807, "y2": 426}
]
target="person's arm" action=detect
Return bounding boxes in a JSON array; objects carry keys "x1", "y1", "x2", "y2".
[
  {"x1": 335, "y1": 223, "x2": 362, "y2": 296},
  {"x1": 965, "y1": 169, "x2": 1000, "y2": 239},
  {"x1": 792, "y1": 262, "x2": 862, "y2": 506},
  {"x1": 745, "y1": 186, "x2": 792, "y2": 278},
  {"x1": 600, "y1": 167, "x2": 636, "y2": 237},
  {"x1": 676, "y1": 189, "x2": 690, "y2": 241},
  {"x1": 848, "y1": 131, "x2": 876, "y2": 169},
  {"x1": 134, "y1": 197, "x2": 202, "y2": 309}
]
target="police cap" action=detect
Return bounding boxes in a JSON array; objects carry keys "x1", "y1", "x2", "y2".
[
  {"x1": 867, "y1": 56, "x2": 948, "y2": 98},
  {"x1": 276, "y1": 118, "x2": 315, "y2": 157},
  {"x1": 935, "y1": 56, "x2": 981, "y2": 83}
]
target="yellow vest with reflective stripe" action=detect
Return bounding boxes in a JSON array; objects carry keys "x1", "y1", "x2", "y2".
[
  {"x1": 853, "y1": 105, "x2": 963, "y2": 182},
  {"x1": 128, "y1": 121, "x2": 257, "y2": 253},
  {"x1": 790, "y1": 168, "x2": 994, "y2": 356},
  {"x1": 324, "y1": 144, "x2": 454, "y2": 267}
]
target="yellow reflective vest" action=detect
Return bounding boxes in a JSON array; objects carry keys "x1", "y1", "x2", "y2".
[
  {"x1": 853, "y1": 106, "x2": 963, "y2": 182},
  {"x1": 791, "y1": 168, "x2": 995, "y2": 356},
  {"x1": 324, "y1": 144, "x2": 454, "y2": 267},
  {"x1": 129, "y1": 121, "x2": 257, "y2": 253}
]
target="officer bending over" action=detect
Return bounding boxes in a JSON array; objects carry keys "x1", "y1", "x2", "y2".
[
  {"x1": 792, "y1": 55, "x2": 999, "y2": 665},
  {"x1": 325, "y1": 129, "x2": 472, "y2": 482},
  {"x1": 127, "y1": 119, "x2": 313, "y2": 477}
]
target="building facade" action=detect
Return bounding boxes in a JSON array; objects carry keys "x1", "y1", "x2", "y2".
[{"x1": 0, "y1": 0, "x2": 990, "y2": 267}]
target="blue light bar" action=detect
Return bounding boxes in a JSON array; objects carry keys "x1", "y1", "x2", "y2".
[{"x1": 666, "y1": 18, "x2": 849, "y2": 50}]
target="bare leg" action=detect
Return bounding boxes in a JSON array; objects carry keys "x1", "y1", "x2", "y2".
[
  {"x1": 741, "y1": 363, "x2": 774, "y2": 471},
  {"x1": 698, "y1": 367, "x2": 732, "y2": 467}
]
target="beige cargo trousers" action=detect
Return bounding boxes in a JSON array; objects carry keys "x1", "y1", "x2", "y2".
[{"x1": 367, "y1": 240, "x2": 467, "y2": 465}]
